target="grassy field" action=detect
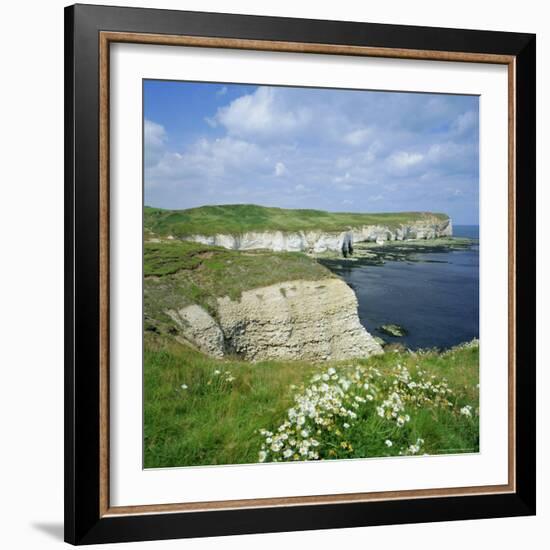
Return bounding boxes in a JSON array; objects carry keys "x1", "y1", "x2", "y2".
[
  {"x1": 144, "y1": 335, "x2": 479, "y2": 468},
  {"x1": 144, "y1": 241, "x2": 334, "y2": 332},
  {"x1": 144, "y1": 204, "x2": 449, "y2": 237}
]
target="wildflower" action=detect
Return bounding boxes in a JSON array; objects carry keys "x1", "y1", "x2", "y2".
[
  {"x1": 283, "y1": 449, "x2": 293, "y2": 458},
  {"x1": 213, "y1": 369, "x2": 221, "y2": 375},
  {"x1": 258, "y1": 451, "x2": 267, "y2": 462},
  {"x1": 460, "y1": 405, "x2": 473, "y2": 417},
  {"x1": 385, "y1": 440, "x2": 393, "y2": 447},
  {"x1": 180, "y1": 384, "x2": 188, "y2": 390},
  {"x1": 343, "y1": 422, "x2": 350, "y2": 429}
]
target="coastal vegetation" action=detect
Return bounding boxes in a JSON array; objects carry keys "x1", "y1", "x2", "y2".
[
  {"x1": 144, "y1": 204, "x2": 449, "y2": 238},
  {"x1": 144, "y1": 335, "x2": 479, "y2": 468},
  {"x1": 144, "y1": 240, "x2": 334, "y2": 333}
]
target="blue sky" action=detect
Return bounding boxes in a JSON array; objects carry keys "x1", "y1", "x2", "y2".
[{"x1": 144, "y1": 80, "x2": 479, "y2": 224}]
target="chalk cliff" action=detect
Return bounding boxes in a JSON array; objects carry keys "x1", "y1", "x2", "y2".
[
  {"x1": 182, "y1": 217, "x2": 452, "y2": 254},
  {"x1": 167, "y1": 279, "x2": 383, "y2": 362}
]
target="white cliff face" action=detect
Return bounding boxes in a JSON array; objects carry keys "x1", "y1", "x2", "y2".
[
  {"x1": 183, "y1": 218, "x2": 452, "y2": 254},
  {"x1": 217, "y1": 279, "x2": 383, "y2": 361},
  {"x1": 166, "y1": 305, "x2": 225, "y2": 358},
  {"x1": 165, "y1": 279, "x2": 383, "y2": 362}
]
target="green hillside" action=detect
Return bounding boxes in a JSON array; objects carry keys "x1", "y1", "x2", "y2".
[{"x1": 144, "y1": 204, "x2": 449, "y2": 238}]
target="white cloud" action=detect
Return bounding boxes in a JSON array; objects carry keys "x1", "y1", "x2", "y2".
[
  {"x1": 343, "y1": 127, "x2": 372, "y2": 146},
  {"x1": 389, "y1": 151, "x2": 424, "y2": 169},
  {"x1": 452, "y1": 110, "x2": 477, "y2": 135},
  {"x1": 147, "y1": 136, "x2": 268, "y2": 185},
  {"x1": 425, "y1": 142, "x2": 476, "y2": 171},
  {"x1": 144, "y1": 119, "x2": 166, "y2": 148},
  {"x1": 386, "y1": 151, "x2": 425, "y2": 176},
  {"x1": 144, "y1": 119, "x2": 167, "y2": 167},
  {"x1": 333, "y1": 172, "x2": 351, "y2": 184},
  {"x1": 274, "y1": 162, "x2": 287, "y2": 177},
  {"x1": 214, "y1": 87, "x2": 311, "y2": 141}
]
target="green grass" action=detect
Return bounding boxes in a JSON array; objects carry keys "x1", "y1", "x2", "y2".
[
  {"x1": 144, "y1": 336, "x2": 318, "y2": 467},
  {"x1": 144, "y1": 240, "x2": 334, "y2": 331},
  {"x1": 144, "y1": 204, "x2": 449, "y2": 237},
  {"x1": 144, "y1": 336, "x2": 479, "y2": 468}
]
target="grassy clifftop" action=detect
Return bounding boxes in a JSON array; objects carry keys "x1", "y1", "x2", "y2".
[
  {"x1": 144, "y1": 240, "x2": 334, "y2": 333},
  {"x1": 145, "y1": 204, "x2": 449, "y2": 237}
]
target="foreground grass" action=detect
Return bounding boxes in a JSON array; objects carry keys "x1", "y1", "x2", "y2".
[
  {"x1": 144, "y1": 336, "x2": 479, "y2": 468},
  {"x1": 144, "y1": 204, "x2": 449, "y2": 237},
  {"x1": 144, "y1": 336, "x2": 318, "y2": 467}
]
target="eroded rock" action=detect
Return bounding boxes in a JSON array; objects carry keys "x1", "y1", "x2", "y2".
[
  {"x1": 216, "y1": 279, "x2": 383, "y2": 362},
  {"x1": 182, "y1": 218, "x2": 452, "y2": 254},
  {"x1": 166, "y1": 305, "x2": 225, "y2": 357}
]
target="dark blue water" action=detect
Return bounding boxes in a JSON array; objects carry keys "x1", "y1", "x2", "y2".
[{"x1": 329, "y1": 225, "x2": 479, "y2": 350}]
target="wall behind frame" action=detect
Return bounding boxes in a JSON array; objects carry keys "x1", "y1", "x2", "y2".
[{"x1": 0, "y1": 0, "x2": 546, "y2": 549}]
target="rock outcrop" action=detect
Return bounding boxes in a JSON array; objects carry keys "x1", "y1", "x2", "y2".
[
  {"x1": 166, "y1": 279, "x2": 383, "y2": 362},
  {"x1": 182, "y1": 218, "x2": 452, "y2": 254},
  {"x1": 167, "y1": 304, "x2": 225, "y2": 358}
]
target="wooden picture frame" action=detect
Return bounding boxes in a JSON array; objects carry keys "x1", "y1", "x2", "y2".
[{"x1": 65, "y1": 3, "x2": 536, "y2": 545}]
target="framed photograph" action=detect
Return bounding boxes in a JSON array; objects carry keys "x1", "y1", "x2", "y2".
[{"x1": 64, "y1": 4, "x2": 536, "y2": 545}]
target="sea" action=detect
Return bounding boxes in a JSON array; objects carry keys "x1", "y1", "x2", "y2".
[{"x1": 323, "y1": 225, "x2": 479, "y2": 350}]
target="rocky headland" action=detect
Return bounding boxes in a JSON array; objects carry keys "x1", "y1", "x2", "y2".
[
  {"x1": 167, "y1": 279, "x2": 383, "y2": 362},
  {"x1": 143, "y1": 206, "x2": 461, "y2": 363},
  {"x1": 182, "y1": 217, "x2": 452, "y2": 254},
  {"x1": 145, "y1": 204, "x2": 452, "y2": 256}
]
